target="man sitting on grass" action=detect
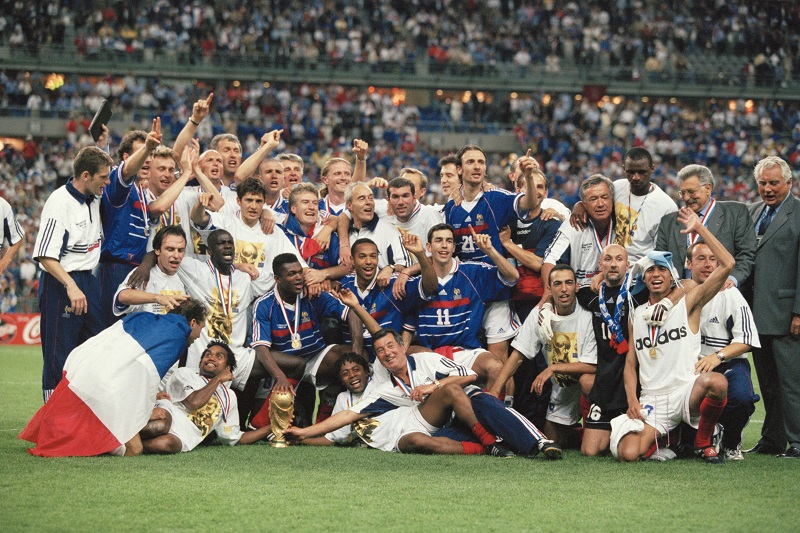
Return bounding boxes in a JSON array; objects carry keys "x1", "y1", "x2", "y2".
[{"x1": 140, "y1": 341, "x2": 273, "y2": 453}]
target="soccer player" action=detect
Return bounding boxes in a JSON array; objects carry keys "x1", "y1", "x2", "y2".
[
  {"x1": 190, "y1": 177, "x2": 303, "y2": 284},
  {"x1": 492, "y1": 265, "x2": 597, "y2": 448},
  {"x1": 209, "y1": 133, "x2": 243, "y2": 188},
  {"x1": 384, "y1": 176, "x2": 445, "y2": 244},
  {"x1": 319, "y1": 157, "x2": 353, "y2": 216},
  {"x1": 411, "y1": 223, "x2": 514, "y2": 390},
  {"x1": 438, "y1": 154, "x2": 460, "y2": 199},
  {"x1": 140, "y1": 341, "x2": 273, "y2": 454},
  {"x1": 97, "y1": 120, "x2": 161, "y2": 326},
  {"x1": 687, "y1": 241, "x2": 760, "y2": 460},
  {"x1": 616, "y1": 207, "x2": 733, "y2": 464},
  {"x1": 113, "y1": 225, "x2": 190, "y2": 316},
  {"x1": 277, "y1": 153, "x2": 305, "y2": 189},
  {"x1": 20, "y1": 299, "x2": 207, "y2": 457},
  {"x1": 339, "y1": 235, "x2": 437, "y2": 355},
  {"x1": 0, "y1": 196, "x2": 25, "y2": 275},
  {"x1": 285, "y1": 329, "x2": 562, "y2": 458},
  {"x1": 33, "y1": 146, "x2": 113, "y2": 402},
  {"x1": 249, "y1": 253, "x2": 364, "y2": 427}
]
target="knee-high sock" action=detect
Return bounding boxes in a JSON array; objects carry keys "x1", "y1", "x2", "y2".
[{"x1": 695, "y1": 396, "x2": 727, "y2": 448}]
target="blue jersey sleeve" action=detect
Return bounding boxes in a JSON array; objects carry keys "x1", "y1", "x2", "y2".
[{"x1": 251, "y1": 296, "x2": 274, "y2": 348}]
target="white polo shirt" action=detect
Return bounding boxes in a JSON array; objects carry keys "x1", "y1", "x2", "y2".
[
  {"x1": 33, "y1": 181, "x2": 102, "y2": 272},
  {"x1": 348, "y1": 215, "x2": 411, "y2": 269},
  {"x1": 1, "y1": 197, "x2": 24, "y2": 248}
]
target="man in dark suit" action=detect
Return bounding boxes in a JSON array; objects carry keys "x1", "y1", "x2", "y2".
[
  {"x1": 743, "y1": 156, "x2": 800, "y2": 458},
  {"x1": 657, "y1": 164, "x2": 756, "y2": 289}
]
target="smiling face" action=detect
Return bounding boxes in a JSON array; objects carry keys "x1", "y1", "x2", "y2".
[
  {"x1": 679, "y1": 175, "x2": 712, "y2": 213},
  {"x1": 439, "y1": 163, "x2": 460, "y2": 196},
  {"x1": 216, "y1": 139, "x2": 242, "y2": 176},
  {"x1": 644, "y1": 265, "x2": 673, "y2": 298},
  {"x1": 426, "y1": 228, "x2": 455, "y2": 267},
  {"x1": 238, "y1": 192, "x2": 265, "y2": 226},
  {"x1": 549, "y1": 269, "x2": 577, "y2": 314},
  {"x1": 155, "y1": 234, "x2": 186, "y2": 275},
  {"x1": 339, "y1": 360, "x2": 369, "y2": 394},
  {"x1": 388, "y1": 185, "x2": 415, "y2": 221},
  {"x1": 353, "y1": 241, "x2": 379, "y2": 283},
  {"x1": 624, "y1": 157, "x2": 653, "y2": 196},
  {"x1": 149, "y1": 155, "x2": 177, "y2": 196},
  {"x1": 324, "y1": 161, "x2": 352, "y2": 195},
  {"x1": 373, "y1": 333, "x2": 407, "y2": 376},
  {"x1": 347, "y1": 184, "x2": 375, "y2": 224},
  {"x1": 757, "y1": 165, "x2": 791, "y2": 208},
  {"x1": 199, "y1": 344, "x2": 231, "y2": 379},
  {"x1": 688, "y1": 243, "x2": 717, "y2": 284},
  {"x1": 458, "y1": 149, "x2": 486, "y2": 187},
  {"x1": 290, "y1": 191, "x2": 319, "y2": 227}
]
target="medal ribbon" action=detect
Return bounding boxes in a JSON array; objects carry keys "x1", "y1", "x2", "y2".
[
  {"x1": 276, "y1": 291, "x2": 301, "y2": 346},
  {"x1": 160, "y1": 203, "x2": 176, "y2": 228},
  {"x1": 649, "y1": 318, "x2": 660, "y2": 353},
  {"x1": 208, "y1": 260, "x2": 233, "y2": 316},
  {"x1": 686, "y1": 198, "x2": 716, "y2": 246},
  {"x1": 588, "y1": 219, "x2": 615, "y2": 255},
  {"x1": 392, "y1": 359, "x2": 416, "y2": 397},
  {"x1": 598, "y1": 274, "x2": 629, "y2": 355},
  {"x1": 136, "y1": 184, "x2": 150, "y2": 235}
]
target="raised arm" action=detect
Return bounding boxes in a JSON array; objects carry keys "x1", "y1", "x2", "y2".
[
  {"x1": 122, "y1": 117, "x2": 162, "y2": 181},
  {"x1": 172, "y1": 93, "x2": 213, "y2": 157},
  {"x1": 352, "y1": 139, "x2": 368, "y2": 182},
  {"x1": 233, "y1": 129, "x2": 283, "y2": 183},
  {"x1": 470, "y1": 225, "x2": 518, "y2": 284}
]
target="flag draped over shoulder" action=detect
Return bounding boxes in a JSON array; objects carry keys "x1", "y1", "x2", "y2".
[{"x1": 19, "y1": 312, "x2": 191, "y2": 457}]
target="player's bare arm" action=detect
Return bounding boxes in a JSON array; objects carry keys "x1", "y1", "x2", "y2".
[{"x1": 470, "y1": 225, "x2": 519, "y2": 283}]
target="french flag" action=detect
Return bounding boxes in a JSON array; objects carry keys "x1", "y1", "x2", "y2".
[{"x1": 20, "y1": 313, "x2": 191, "y2": 457}]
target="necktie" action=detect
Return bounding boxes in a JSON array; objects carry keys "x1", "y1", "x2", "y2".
[{"x1": 758, "y1": 207, "x2": 775, "y2": 236}]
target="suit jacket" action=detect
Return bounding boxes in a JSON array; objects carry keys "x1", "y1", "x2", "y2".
[
  {"x1": 745, "y1": 195, "x2": 800, "y2": 336},
  {"x1": 656, "y1": 200, "x2": 756, "y2": 286}
]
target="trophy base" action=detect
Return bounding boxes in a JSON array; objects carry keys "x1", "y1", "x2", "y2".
[{"x1": 270, "y1": 440, "x2": 289, "y2": 448}]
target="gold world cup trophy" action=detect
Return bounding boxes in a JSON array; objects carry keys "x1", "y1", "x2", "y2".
[{"x1": 269, "y1": 390, "x2": 295, "y2": 448}]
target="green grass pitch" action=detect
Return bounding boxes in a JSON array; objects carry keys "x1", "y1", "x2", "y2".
[{"x1": 1, "y1": 345, "x2": 797, "y2": 532}]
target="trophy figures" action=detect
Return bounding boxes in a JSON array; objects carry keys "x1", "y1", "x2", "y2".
[{"x1": 269, "y1": 390, "x2": 294, "y2": 448}]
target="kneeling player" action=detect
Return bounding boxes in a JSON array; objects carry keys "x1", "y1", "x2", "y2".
[
  {"x1": 140, "y1": 342, "x2": 273, "y2": 453},
  {"x1": 614, "y1": 208, "x2": 732, "y2": 464}
]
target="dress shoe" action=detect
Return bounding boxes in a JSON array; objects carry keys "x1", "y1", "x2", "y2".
[
  {"x1": 777, "y1": 446, "x2": 800, "y2": 458},
  {"x1": 744, "y1": 441, "x2": 785, "y2": 455}
]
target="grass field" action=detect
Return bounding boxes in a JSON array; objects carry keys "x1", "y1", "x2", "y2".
[{"x1": 2, "y1": 345, "x2": 798, "y2": 532}]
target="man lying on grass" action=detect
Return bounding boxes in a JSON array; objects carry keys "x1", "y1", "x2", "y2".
[
  {"x1": 285, "y1": 326, "x2": 562, "y2": 459},
  {"x1": 140, "y1": 341, "x2": 273, "y2": 453}
]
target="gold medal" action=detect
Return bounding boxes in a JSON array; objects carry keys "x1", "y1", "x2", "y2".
[
  {"x1": 291, "y1": 333, "x2": 301, "y2": 349},
  {"x1": 649, "y1": 347, "x2": 657, "y2": 358},
  {"x1": 224, "y1": 425, "x2": 232, "y2": 434}
]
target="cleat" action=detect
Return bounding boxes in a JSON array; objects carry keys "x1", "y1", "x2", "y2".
[
  {"x1": 647, "y1": 448, "x2": 677, "y2": 461},
  {"x1": 725, "y1": 447, "x2": 744, "y2": 461},
  {"x1": 488, "y1": 442, "x2": 516, "y2": 458},
  {"x1": 696, "y1": 446, "x2": 724, "y2": 464},
  {"x1": 536, "y1": 438, "x2": 563, "y2": 460}
]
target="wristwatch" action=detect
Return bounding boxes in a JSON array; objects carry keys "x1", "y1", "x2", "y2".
[{"x1": 716, "y1": 351, "x2": 726, "y2": 362}]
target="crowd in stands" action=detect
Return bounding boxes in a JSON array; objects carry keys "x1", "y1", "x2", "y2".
[
  {"x1": 2, "y1": 72, "x2": 800, "y2": 309},
  {"x1": 2, "y1": 1, "x2": 799, "y2": 86}
]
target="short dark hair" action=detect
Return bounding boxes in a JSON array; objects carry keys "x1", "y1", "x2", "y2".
[
  {"x1": 456, "y1": 145, "x2": 486, "y2": 166},
  {"x1": 203, "y1": 340, "x2": 237, "y2": 373},
  {"x1": 117, "y1": 130, "x2": 147, "y2": 161},
  {"x1": 153, "y1": 225, "x2": 187, "y2": 251},
  {"x1": 272, "y1": 252, "x2": 301, "y2": 277},
  {"x1": 686, "y1": 241, "x2": 711, "y2": 262},
  {"x1": 372, "y1": 328, "x2": 403, "y2": 347},
  {"x1": 236, "y1": 177, "x2": 268, "y2": 200},
  {"x1": 170, "y1": 298, "x2": 207, "y2": 324},
  {"x1": 548, "y1": 264, "x2": 576, "y2": 285},
  {"x1": 73, "y1": 146, "x2": 113, "y2": 179},
  {"x1": 427, "y1": 222, "x2": 455, "y2": 244},
  {"x1": 206, "y1": 229, "x2": 232, "y2": 250},
  {"x1": 334, "y1": 352, "x2": 371, "y2": 380},
  {"x1": 439, "y1": 154, "x2": 459, "y2": 169},
  {"x1": 351, "y1": 238, "x2": 378, "y2": 257},
  {"x1": 624, "y1": 147, "x2": 653, "y2": 167},
  {"x1": 388, "y1": 177, "x2": 416, "y2": 197}
]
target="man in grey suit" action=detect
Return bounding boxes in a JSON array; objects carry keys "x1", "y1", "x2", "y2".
[
  {"x1": 743, "y1": 156, "x2": 800, "y2": 458},
  {"x1": 657, "y1": 164, "x2": 756, "y2": 289}
]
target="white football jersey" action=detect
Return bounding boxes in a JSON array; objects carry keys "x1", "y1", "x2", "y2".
[
  {"x1": 612, "y1": 179, "x2": 677, "y2": 262},
  {"x1": 699, "y1": 288, "x2": 760, "y2": 358}
]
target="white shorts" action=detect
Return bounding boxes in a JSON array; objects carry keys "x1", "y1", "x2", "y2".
[
  {"x1": 452, "y1": 347, "x2": 484, "y2": 371},
  {"x1": 156, "y1": 400, "x2": 204, "y2": 452},
  {"x1": 352, "y1": 405, "x2": 438, "y2": 452},
  {"x1": 545, "y1": 382, "x2": 582, "y2": 426},
  {"x1": 483, "y1": 300, "x2": 520, "y2": 343},
  {"x1": 640, "y1": 378, "x2": 700, "y2": 436},
  {"x1": 303, "y1": 344, "x2": 336, "y2": 389}
]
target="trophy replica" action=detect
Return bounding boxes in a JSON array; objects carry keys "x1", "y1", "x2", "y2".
[{"x1": 270, "y1": 391, "x2": 295, "y2": 448}]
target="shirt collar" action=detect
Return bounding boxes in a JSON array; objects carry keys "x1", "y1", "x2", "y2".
[
  {"x1": 349, "y1": 213, "x2": 380, "y2": 232},
  {"x1": 66, "y1": 179, "x2": 93, "y2": 205}
]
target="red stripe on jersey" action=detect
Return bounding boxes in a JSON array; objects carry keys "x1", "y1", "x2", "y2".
[
  {"x1": 271, "y1": 320, "x2": 317, "y2": 338},
  {"x1": 427, "y1": 297, "x2": 471, "y2": 309},
  {"x1": 453, "y1": 224, "x2": 488, "y2": 236}
]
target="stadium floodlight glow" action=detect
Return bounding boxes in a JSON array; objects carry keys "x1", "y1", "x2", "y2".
[
  {"x1": 542, "y1": 94, "x2": 551, "y2": 105},
  {"x1": 45, "y1": 73, "x2": 65, "y2": 91},
  {"x1": 233, "y1": 80, "x2": 240, "y2": 87},
  {"x1": 612, "y1": 96, "x2": 622, "y2": 105},
  {"x1": 510, "y1": 92, "x2": 518, "y2": 99},
  {"x1": 728, "y1": 100, "x2": 737, "y2": 111},
  {"x1": 642, "y1": 97, "x2": 649, "y2": 103}
]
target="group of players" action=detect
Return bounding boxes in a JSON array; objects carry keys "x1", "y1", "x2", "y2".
[{"x1": 9, "y1": 94, "x2": 800, "y2": 462}]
